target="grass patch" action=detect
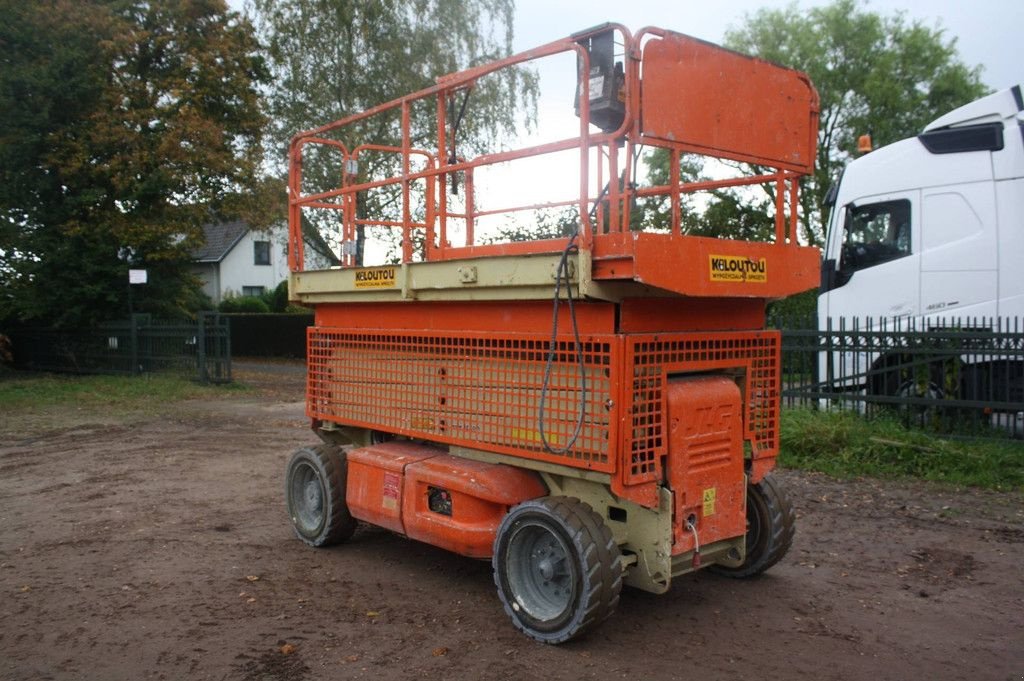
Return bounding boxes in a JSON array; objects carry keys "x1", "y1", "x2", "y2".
[
  {"x1": 780, "y1": 408, "x2": 1024, "y2": 491},
  {"x1": 0, "y1": 370, "x2": 246, "y2": 412}
]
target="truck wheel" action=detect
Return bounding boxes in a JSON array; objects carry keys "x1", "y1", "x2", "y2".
[
  {"x1": 711, "y1": 475, "x2": 795, "y2": 578},
  {"x1": 493, "y1": 496, "x2": 622, "y2": 644},
  {"x1": 285, "y1": 444, "x2": 357, "y2": 547}
]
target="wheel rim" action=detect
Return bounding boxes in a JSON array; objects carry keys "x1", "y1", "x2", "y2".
[
  {"x1": 896, "y1": 380, "x2": 943, "y2": 424},
  {"x1": 896, "y1": 379, "x2": 943, "y2": 401},
  {"x1": 289, "y1": 461, "x2": 325, "y2": 535},
  {"x1": 505, "y1": 520, "x2": 576, "y2": 624}
]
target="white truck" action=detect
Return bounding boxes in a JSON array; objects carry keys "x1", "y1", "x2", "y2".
[{"x1": 817, "y1": 86, "x2": 1023, "y2": 420}]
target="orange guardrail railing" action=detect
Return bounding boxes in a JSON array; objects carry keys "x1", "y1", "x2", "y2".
[{"x1": 287, "y1": 23, "x2": 820, "y2": 272}]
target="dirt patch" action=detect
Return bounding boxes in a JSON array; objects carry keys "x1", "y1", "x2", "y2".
[{"x1": 1, "y1": 362, "x2": 1022, "y2": 681}]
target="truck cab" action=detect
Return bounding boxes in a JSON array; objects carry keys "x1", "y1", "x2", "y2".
[
  {"x1": 820, "y1": 85, "x2": 1024, "y2": 324},
  {"x1": 817, "y1": 86, "x2": 1024, "y2": 413}
]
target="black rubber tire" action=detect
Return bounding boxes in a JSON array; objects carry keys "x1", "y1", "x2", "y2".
[
  {"x1": 285, "y1": 444, "x2": 357, "y2": 547},
  {"x1": 493, "y1": 496, "x2": 622, "y2": 644},
  {"x1": 711, "y1": 474, "x2": 795, "y2": 578}
]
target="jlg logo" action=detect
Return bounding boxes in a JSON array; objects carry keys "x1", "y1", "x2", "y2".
[{"x1": 684, "y1": 404, "x2": 735, "y2": 440}]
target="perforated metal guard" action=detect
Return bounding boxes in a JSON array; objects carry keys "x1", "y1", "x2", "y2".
[
  {"x1": 623, "y1": 332, "x2": 780, "y2": 485},
  {"x1": 308, "y1": 328, "x2": 780, "y2": 483},
  {"x1": 307, "y1": 329, "x2": 616, "y2": 470}
]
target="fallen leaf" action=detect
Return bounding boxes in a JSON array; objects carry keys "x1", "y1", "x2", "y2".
[
  {"x1": 366, "y1": 611, "x2": 379, "y2": 618},
  {"x1": 246, "y1": 575, "x2": 260, "y2": 582},
  {"x1": 432, "y1": 647, "x2": 448, "y2": 657},
  {"x1": 20, "y1": 585, "x2": 31, "y2": 593},
  {"x1": 246, "y1": 597, "x2": 256, "y2": 603},
  {"x1": 280, "y1": 643, "x2": 297, "y2": 655}
]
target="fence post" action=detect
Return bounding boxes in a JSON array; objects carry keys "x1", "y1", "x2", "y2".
[
  {"x1": 130, "y1": 315, "x2": 139, "y2": 375},
  {"x1": 197, "y1": 312, "x2": 208, "y2": 383},
  {"x1": 221, "y1": 313, "x2": 232, "y2": 383}
]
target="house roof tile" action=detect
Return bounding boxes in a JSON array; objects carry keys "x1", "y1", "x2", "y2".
[{"x1": 193, "y1": 220, "x2": 249, "y2": 263}]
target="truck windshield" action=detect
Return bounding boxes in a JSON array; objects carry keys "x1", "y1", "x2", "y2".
[{"x1": 840, "y1": 199, "x2": 911, "y2": 273}]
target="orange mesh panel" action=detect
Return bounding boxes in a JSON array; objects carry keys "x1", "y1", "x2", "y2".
[
  {"x1": 308, "y1": 329, "x2": 617, "y2": 471},
  {"x1": 623, "y1": 332, "x2": 780, "y2": 486}
]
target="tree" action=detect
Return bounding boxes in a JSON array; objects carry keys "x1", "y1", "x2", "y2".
[
  {"x1": 632, "y1": 151, "x2": 773, "y2": 240},
  {"x1": 0, "y1": 0, "x2": 267, "y2": 327},
  {"x1": 248, "y1": 0, "x2": 538, "y2": 263},
  {"x1": 724, "y1": 0, "x2": 987, "y2": 245}
]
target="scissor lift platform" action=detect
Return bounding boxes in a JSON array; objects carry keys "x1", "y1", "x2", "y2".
[{"x1": 283, "y1": 23, "x2": 820, "y2": 644}]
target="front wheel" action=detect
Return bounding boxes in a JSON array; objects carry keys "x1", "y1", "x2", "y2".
[
  {"x1": 285, "y1": 444, "x2": 357, "y2": 547},
  {"x1": 493, "y1": 496, "x2": 622, "y2": 644},
  {"x1": 711, "y1": 475, "x2": 795, "y2": 578}
]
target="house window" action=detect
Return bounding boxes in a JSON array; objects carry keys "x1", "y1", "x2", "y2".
[
  {"x1": 242, "y1": 286, "x2": 265, "y2": 297},
  {"x1": 254, "y1": 240, "x2": 271, "y2": 266}
]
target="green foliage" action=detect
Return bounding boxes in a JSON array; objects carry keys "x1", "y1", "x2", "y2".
[
  {"x1": 218, "y1": 296, "x2": 270, "y2": 314},
  {"x1": 248, "y1": 0, "x2": 538, "y2": 263},
  {"x1": 780, "y1": 408, "x2": 1024, "y2": 490},
  {"x1": 485, "y1": 208, "x2": 581, "y2": 244},
  {"x1": 0, "y1": 0, "x2": 268, "y2": 327},
  {"x1": 262, "y1": 280, "x2": 290, "y2": 313},
  {"x1": 768, "y1": 289, "x2": 819, "y2": 327},
  {"x1": 724, "y1": 0, "x2": 988, "y2": 245},
  {"x1": 632, "y1": 149, "x2": 778, "y2": 240},
  {"x1": 214, "y1": 282, "x2": 302, "y2": 314}
]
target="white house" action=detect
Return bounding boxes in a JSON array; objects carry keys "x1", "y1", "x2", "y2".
[{"x1": 191, "y1": 220, "x2": 290, "y2": 304}]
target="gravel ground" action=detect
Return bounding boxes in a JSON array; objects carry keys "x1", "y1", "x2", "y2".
[{"x1": 1, "y1": 361, "x2": 1022, "y2": 681}]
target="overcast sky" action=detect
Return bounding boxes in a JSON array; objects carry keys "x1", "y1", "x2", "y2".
[
  {"x1": 233, "y1": 1, "x2": 1018, "y2": 91},
  {"x1": 510, "y1": 0, "x2": 1020, "y2": 90}
]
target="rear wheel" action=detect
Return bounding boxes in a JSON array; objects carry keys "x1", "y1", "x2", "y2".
[
  {"x1": 711, "y1": 475, "x2": 795, "y2": 578},
  {"x1": 285, "y1": 444, "x2": 357, "y2": 547},
  {"x1": 493, "y1": 496, "x2": 622, "y2": 644},
  {"x1": 895, "y1": 378, "x2": 946, "y2": 427}
]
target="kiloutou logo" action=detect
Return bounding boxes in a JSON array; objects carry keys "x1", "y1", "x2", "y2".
[{"x1": 708, "y1": 255, "x2": 767, "y2": 283}]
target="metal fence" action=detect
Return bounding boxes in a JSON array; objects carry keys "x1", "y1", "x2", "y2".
[
  {"x1": 777, "y1": 316, "x2": 1024, "y2": 437},
  {"x1": 10, "y1": 313, "x2": 231, "y2": 383}
]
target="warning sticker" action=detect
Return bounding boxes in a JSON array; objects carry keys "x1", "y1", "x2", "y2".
[
  {"x1": 709, "y1": 255, "x2": 767, "y2": 283},
  {"x1": 409, "y1": 415, "x2": 436, "y2": 431},
  {"x1": 702, "y1": 488, "x2": 716, "y2": 517},
  {"x1": 382, "y1": 472, "x2": 401, "y2": 511},
  {"x1": 354, "y1": 266, "x2": 397, "y2": 289},
  {"x1": 511, "y1": 428, "x2": 559, "y2": 446}
]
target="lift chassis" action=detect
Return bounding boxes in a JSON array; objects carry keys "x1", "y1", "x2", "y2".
[{"x1": 283, "y1": 24, "x2": 820, "y2": 643}]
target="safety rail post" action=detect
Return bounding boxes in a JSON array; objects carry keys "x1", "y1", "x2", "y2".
[
  {"x1": 774, "y1": 172, "x2": 786, "y2": 244},
  {"x1": 287, "y1": 140, "x2": 304, "y2": 271},
  {"x1": 670, "y1": 149, "x2": 681, "y2": 236},
  {"x1": 788, "y1": 173, "x2": 800, "y2": 243},
  {"x1": 621, "y1": 138, "x2": 636, "y2": 233},
  {"x1": 465, "y1": 167, "x2": 475, "y2": 246},
  {"x1": 401, "y1": 100, "x2": 412, "y2": 263}
]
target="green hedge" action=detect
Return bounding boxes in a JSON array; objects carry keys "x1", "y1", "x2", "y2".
[{"x1": 218, "y1": 296, "x2": 270, "y2": 313}]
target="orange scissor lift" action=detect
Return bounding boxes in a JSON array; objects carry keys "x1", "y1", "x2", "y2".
[{"x1": 284, "y1": 24, "x2": 820, "y2": 643}]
